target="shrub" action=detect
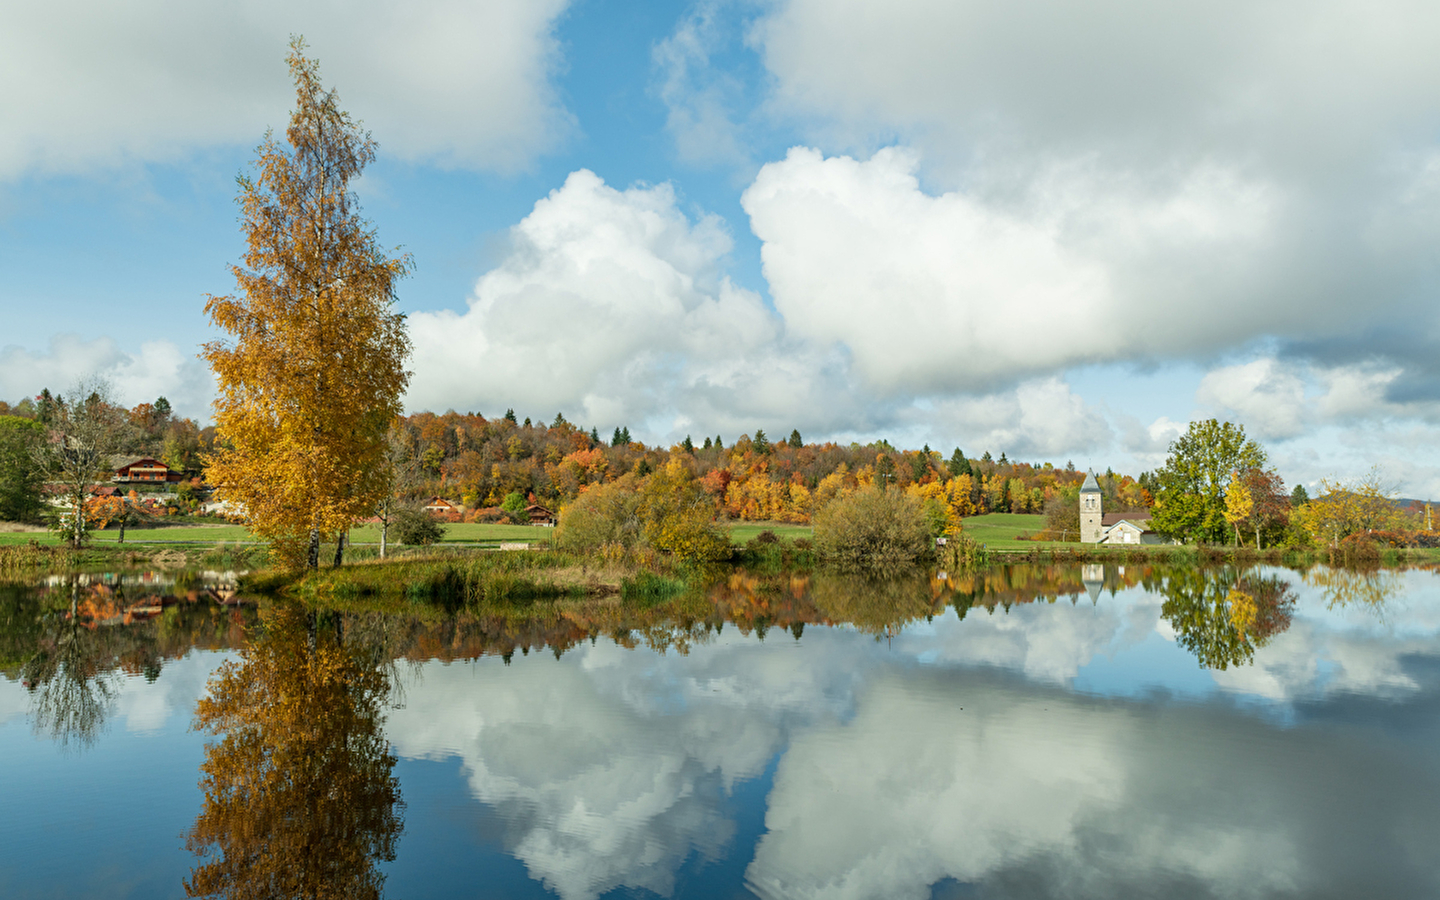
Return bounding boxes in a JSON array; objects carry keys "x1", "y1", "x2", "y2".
[
  {"x1": 813, "y1": 486, "x2": 933, "y2": 570},
  {"x1": 390, "y1": 506, "x2": 444, "y2": 546},
  {"x1": 556, "y1": 476, "x2": 643, "y2": 552},
  {"x1": 557, "y1": 463, "x2": 730, "y2": 563}
]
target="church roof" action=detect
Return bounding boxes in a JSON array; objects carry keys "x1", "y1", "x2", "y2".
[
  {"x1": 1102, "y1": 512, "x2": 1150, "y2": 527},
  {"x1": 1080, "y1": 470, "x2": 1101, "y2": 493}
]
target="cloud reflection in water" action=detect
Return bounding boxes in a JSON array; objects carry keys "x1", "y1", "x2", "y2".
[{"x1": 385, "y1": 568, "x2": 1440, "y2": 899}]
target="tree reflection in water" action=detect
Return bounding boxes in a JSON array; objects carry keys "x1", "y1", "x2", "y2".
[
  {"x1": 1303, "y1": 565, "x2": 1403, "y2": 617},
  {"x1": 808, "y1": 572, "x2": 947, "y2": 637},
  {"x1": 185, "y1": 601, "x2": 403, "y2": 900},
  {"x1": 1159, "y1": 568, "x2": 1295, "y2": 670},
  {"x1": 19, "y1": 577, "x2": 151, "y2": 749}
]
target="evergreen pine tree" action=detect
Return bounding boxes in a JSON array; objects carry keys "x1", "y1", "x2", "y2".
[
  {"x1": 504, "y1": 408, "x2": 517, "y2": 424},
  {"x1": 683, "y1": 435, "x2": 695, "y2": 453},
  {"x1": 703, "y1": 436, "x2": 712, "y2": 450},
  {"x1": 37, "y1": 388, "x2": 55, "y2": 425},
  {"x1": 590, "y1": 426, "x2": 600, "y2": 444},
  {"x1": 789, "y1": 429, "x2": 803, "y2": 448},
  {"x1": 753, "y1": 429, "x2": 770, "y2": 454},
  {"x1": 612, "y1": 427, "x2": 623, "y2": 447},
  {"x1": 948, "y1": 448, "x2": 966, "y2": 477}
]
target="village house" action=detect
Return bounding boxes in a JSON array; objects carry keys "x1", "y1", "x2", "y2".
[
  {"x1": 525, "y1": 504, "x2": 556, "y2": 526},
  {"x1": 111, "y1": 456, "x2": 184, "y2": 484},
  {"x1": 423, "y1": 497, "x2": 461, "y2": 519}
]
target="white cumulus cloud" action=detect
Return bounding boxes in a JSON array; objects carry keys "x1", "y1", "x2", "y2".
[
  {"x1": 741, "y1": 147, "x2": 1295, "y2": 395},
  {"x1": 405, "y1": 169, "x2": 810, "y2": 434}
]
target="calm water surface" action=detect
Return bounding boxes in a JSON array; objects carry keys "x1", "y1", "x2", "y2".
[{"x1": 2, "y1": 563, "x2": 1439, "y2": 899}]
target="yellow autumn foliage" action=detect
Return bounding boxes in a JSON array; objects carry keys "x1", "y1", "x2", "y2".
[
  {"x1": 202, "y1": 42, "x2": 411, "y2": 570},
  {"x1": 640, "y1": 459, "x2": 731, "y2": 563}
]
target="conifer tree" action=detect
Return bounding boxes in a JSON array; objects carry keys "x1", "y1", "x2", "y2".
[
  {"x1": 789, "y1": 429, "x2": 803, "y2": 448},
  {"x1": 203, "y1": 39, "x2": 412, "y2": 570},
  {"x1": 948, "y1": 448, "x2": 972, "y2": 478}
]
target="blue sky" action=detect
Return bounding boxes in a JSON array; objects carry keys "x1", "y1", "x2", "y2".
[{"x1": 3, "y1": 0, "x2": 1440, "y2": 496}]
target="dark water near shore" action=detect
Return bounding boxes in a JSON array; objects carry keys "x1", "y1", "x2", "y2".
[{"x1": 3, "y1": 562, "x2": 1440, "y2": 899}]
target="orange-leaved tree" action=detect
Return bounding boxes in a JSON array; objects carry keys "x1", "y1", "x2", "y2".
[{"x1": 203, "y1": 38, "x2": 412, "y2": 570}]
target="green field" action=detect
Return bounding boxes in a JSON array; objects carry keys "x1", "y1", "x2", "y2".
[
  {"x1": 349, "y1": 522, "x2": 557, "y2": 545},
  {"x1": 4, "y1": 519, "x2": 814, "y2": 549},
  {"x1": 959, "y1": 513, "x2": 1053, "y2": 550},
  {"x1": 726, "y1": 521, "x2": 815, "y2": 546},
  {"x1": 0, "y1": 522, "x2": 560, "y2": 547}
]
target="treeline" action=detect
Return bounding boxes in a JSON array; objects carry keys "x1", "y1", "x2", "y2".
[
  {"x1": 1, "y1": 390, "x2": 214, "y2": 473},
  {"x1": 388, "y1": 409, "x2": 1152, "y2": 524}
]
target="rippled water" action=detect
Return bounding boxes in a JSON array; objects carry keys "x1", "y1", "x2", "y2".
[{"x1": 2, "y1": 562, "x2": 1439, "y2": 899}]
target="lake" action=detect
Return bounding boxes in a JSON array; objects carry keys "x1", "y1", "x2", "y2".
[{"x1": 2, "y1": 562, "x2": 1438, "y2": 899}]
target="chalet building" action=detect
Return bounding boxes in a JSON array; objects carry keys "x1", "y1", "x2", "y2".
[
  {"x1": 112, "y1": 456, "x2": 183, "y2": 484},
  {"x1": 525, "y1": 504, "x2": 556, "y2": 526},
  {"x1": 423, "y1": 497, "x2": 460, "y2": 518}
]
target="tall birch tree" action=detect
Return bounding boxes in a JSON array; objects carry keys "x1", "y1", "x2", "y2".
[{"x1": 204, "y1": 38, "x2": 412, "y2": 570}]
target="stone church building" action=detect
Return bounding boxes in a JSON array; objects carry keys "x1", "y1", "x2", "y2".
[{"x1": 1079, "y1": 470, "x2": 1164, "y2": 544}]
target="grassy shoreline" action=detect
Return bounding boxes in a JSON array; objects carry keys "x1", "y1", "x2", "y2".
[{"x1": 4, "y1": 511, "x2": 1436, "y2": 592}]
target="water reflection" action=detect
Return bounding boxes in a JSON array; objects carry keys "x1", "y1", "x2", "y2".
[
  {"x1": 1158, "y1": 568, "x2": 1296, "y2": 670},
  {"x1": 20, "y1": 578, "x2": 126, "y2": 748},
  {"x1": 380, "y1": 565, "x2": 1440, "y2": 900},
  {"x1": 185, "y1": 601, "x2": 404, "y2": 899},
  {"x1": 1304, "y1": 565, "x2": 1406, "y2": 616},
  {"x1": 2, "y1": 572, "x2": 253, "y2": 748},
  {"x1": 5, "y1": 562, "x2": 1440, "y2": 899}
]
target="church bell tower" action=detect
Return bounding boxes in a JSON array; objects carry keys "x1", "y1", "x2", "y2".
[{"x1": 1080, "y1": 469, "x2": 1103, "y2": 543}]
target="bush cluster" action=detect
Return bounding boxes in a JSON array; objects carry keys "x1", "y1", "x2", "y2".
[
  {"x1": 556, "y1": 462, "x2": 731, "y2": 564},
  {"x1": 389, "y1": 507, "x2": 444, "y2": 546},
  {"x1": 812, "y1": 486, "x2": 934, "y2": 570}
]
